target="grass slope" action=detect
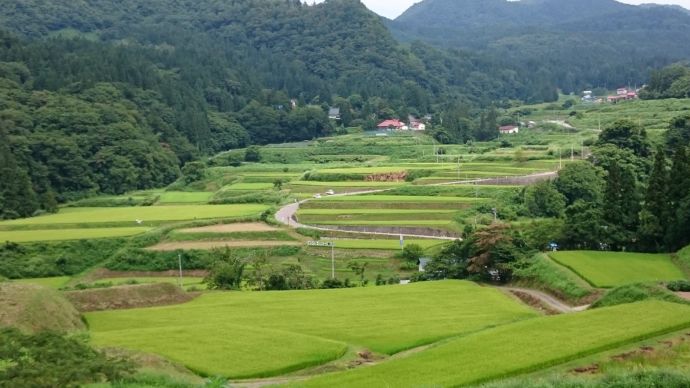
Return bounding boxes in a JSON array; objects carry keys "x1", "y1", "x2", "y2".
[
  {"x1": 297, "y1": 301, "x2": 690, "y2": 387},
  {"x1": 550, "y1": 251, "x2": 686, "y2": 288},
  {"x1": 86, "y1": 281, "x2": 536, "y2": 378},
  {"x1": 0, "y1": 205, "x2": 268, "y2": 225},
  {"x1": 0, "y1": 227, "x2": 150, "y2": 242},
  {"x1": 0, "y1": 283, "x2": 84, "y2": 334},
  {"x1": 512, "y1": 254, "x2": 593, "y2": 303}
]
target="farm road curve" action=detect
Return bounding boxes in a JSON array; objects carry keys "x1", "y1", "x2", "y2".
[{"x1": 276, "y1": 171, "x2": 558, "y2": 241}]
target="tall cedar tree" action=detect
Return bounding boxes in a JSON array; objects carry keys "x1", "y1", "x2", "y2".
[
  {"x1": 666, "y1": 147, "x2": 690, "y2": 250},
  {"x1": 639, "y1": 147, "x2": 669, "y2": 251},
  {"x1": 0, "y1": 127, "x2": 39, "y2": 219},
  {"x1": 602, "y1": 161, "x2": 640, "y2": 250}
]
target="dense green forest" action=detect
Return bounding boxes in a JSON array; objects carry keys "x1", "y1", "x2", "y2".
[
  {"x1": 390, "y1": 0, "x2": 690, "y2": 94},
  {"x1": 0, "y1": 0, "x2": 563, "y2": 217},
  {"x1": 641, "y1": 64, "x2": 690, "y2": 99}
]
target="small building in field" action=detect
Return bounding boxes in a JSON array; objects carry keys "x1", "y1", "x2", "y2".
[
  {"x1": 418, "y1": 258, "x2": 431, "y2": 272},
  {"x1": 328, "y1": 107, "x2": 341, "y2": 121},
  {"x1": 499, "y1": 125, "x2": 519, "y2": 135},
  {"x1": 409, "y1": 116, "x2": 426, "y2": 131},
  {"x1": 377, "y1": 119, "x2": 406, "y2": 130}
]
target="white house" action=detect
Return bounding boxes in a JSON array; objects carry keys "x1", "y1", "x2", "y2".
[{"x1": 499, "y1": 125, "x2": 519, "y2": 135}]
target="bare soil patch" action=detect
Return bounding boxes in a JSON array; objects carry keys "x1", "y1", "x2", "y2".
[
  {"x1": 89, "y1": 268, "x2": 208, "y2": 280},
  {"x1": 677, "y1": 292, "x2": 690, "y2": 301},
  {"x1": 147, "y1": 240, "x2": 301, "y2": 251},
  {"x1": 178, "y1": 223, "x2": 277, "y2": 233},
  {"x1": 64, "y1": 283, "x2": 199, "y2": 312}
]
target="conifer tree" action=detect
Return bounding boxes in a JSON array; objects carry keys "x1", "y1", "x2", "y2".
[
  {"x1": 0, "y1": 128, "x2": 39, "y2": 219},
  {"x1": 602, "y1": 161, "x2": 639, "y2": 250},
  {"x1": 666, "y1": 146, "x2": 690, "y2": 250},
  {"x1": 639, "y1": 147, "x2": 669, "y2": 251}
]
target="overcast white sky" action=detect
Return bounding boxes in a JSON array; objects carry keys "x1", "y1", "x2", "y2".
[{"x1": 311, "y1": 0, "x2": 690, "y2": 19}]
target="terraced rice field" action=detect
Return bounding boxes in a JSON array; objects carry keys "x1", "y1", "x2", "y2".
[
  {"x1": 157, "y1": 191, "x2": 214, "y2": 204},
  {"x1": 550, "y1": 251, "x2": 687, "y2": 288},
  {"x1": 93, "y1": 277, "x2": 205, "y2": 290},
  {"x1": 0, "y1": 227, "x2": 151, "y2": 242},
  {"x1": 297, "y1": 301, "x2": 690, "y2": 387},
  {"x1": 12, "y1": 276, "x2": 71, "y2": 289},
  {"x1": 86, "y1": 281, "x2": 536, "y2": 378},
  {"x1": 309, "y1": 239, "x2": 445, "y2": 250},
  {"x1": 0, "y1": 205, "x2": 268, "y2": 225},
  {"x1": 297, "y1": 195, "x2": 484, "y2": 230}
]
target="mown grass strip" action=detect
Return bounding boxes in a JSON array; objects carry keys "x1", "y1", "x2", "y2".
[
  {"x1": 295, "y1": 301, "x2": 690, "y2": 387},
  {"x1": 0, "y1": 227, "x2": 151, "y2": 242},
  {"x1": 550, "y1": 251, "x2": 687, "y2": 288}
]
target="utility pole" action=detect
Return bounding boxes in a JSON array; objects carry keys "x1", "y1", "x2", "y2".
[
  {"x1": 457, "y1": 156, "x2": 461, "y2": 181},
  {"x1": 571, "y1": 144, "x2": 574, "y2": 161},
  {"x1": 331, "y1": 243, "x2": 335, "y2": 279},
  {"x1": 559, "y1": 148, "x2": 563, "y2": 170},
  {"x1": 177, "y1": 253, "x2": 183, "y2": 287}
]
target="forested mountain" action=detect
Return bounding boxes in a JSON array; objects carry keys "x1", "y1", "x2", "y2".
[
  {"x1": 389, "y1": 0, "x2": 690, "y2": 93},
  {"x1": 0, "y1": 0, "x2": 569, "y2": 217}
]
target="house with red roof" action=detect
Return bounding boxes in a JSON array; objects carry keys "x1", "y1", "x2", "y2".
[{"x1": 377, "y1": 119, "x2": 406, "y2": 130}]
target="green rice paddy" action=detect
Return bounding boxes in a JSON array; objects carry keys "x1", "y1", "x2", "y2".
[
  {"x1": 157, "y1": 192, "x2": 214, "y2": 203},
  {"x1": 0, "y1": 227, "x2": 151, "y2": 242},
  {"x1": 86, "y1": 281, "x2": 536, "y2": 378},
  {"x1": 0, "y1": 205, "x2": 268, "y2": 226},
  {"x1": 12, "y1": 276, "x2": 71, "y2": 289},
  {"x1": 550, "y1": 251, "x2": 687, "y2": 288},
  {"x1": 310, "y1": 239, "x2": 445, "y2": 250},
  {"x1": 297, "y1": 301, "x2": 690, "y2": 387}
]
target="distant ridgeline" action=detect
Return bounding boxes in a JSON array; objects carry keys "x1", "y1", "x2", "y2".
[{"x1": 388, "y1": 0, "x2": 690, "y2": 95}]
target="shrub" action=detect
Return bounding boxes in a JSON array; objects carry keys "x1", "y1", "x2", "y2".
[
  {"x1": 0, "y1": 328, "x2": 133, "y2": 386},
  {"x1": 244, "y1": 146, "x2": 262, "y2": 162},
  {"x1": 401, "y1": 244, "x2": 424, "y2": 263},
  {"x1": 667, "y1": 280, "x2": 690, "y2": 292},
  {"x1": 592, "y1": 283, "x2": 688, "y2": 308}
]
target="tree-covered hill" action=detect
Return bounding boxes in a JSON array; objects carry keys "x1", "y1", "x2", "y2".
[
  {"x1": 0, "y1": 0, "x2": 571, "y2": 218},
  {"x1": 389, "y1": 0, "x2": 690, "y2": 93}
]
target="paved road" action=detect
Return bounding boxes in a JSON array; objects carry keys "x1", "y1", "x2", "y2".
[{"x1": 501, "y1": 286, "x2": 590, "y2": 314}]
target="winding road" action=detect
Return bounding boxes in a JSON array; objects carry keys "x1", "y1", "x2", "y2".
[{"x1": 275, "y1": 171, "x2": 558, "y2": 241}]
